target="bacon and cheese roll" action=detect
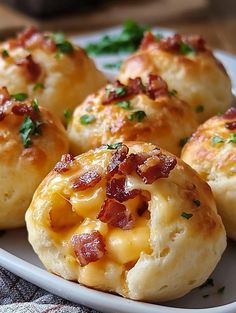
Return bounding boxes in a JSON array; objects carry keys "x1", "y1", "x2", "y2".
[
  {"x1": 0, "y1": 87, "x2": 68, "y2": 229},
  {"x1": 0, "y1": 27, "x2": 107, "y2": 121},
  {"x1": 182, "y1": 107, "x2": 236, "y2": 240},
  {"x1": 118, "y1": 32, "x2": 232, "y2": 123},
  {"x1": 68, "y1": 75, "x2": 198, "y2": 157},
  {"x1": 26, "y1": 142, "x2": 226, "y2": 302}
]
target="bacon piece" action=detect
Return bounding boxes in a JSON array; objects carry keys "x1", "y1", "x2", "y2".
[
  {"x1": 158, "y1": 34, "x2": 182, "y2": 52},
  {"x1": 0, "y1": 87, "x2": 10, "y2": 106},
  {"x1": 185, "y1": 35, "x2": 206, "y2": 52},
  {"x1": 146, "y1": 74, "x2": 168, "y2": 99},
  {"x1": 9, "y1": 26, "x2": 39, "y2": 49},
  {"x1": 225, "y1": 121, "x2": 236, "y2": 130},
  {"x1": 106, "y1": 177, "x2": 141, "y2": 202},
  {"x1": 137, "y1": 154, "x2": 177, "y2": 184},
  {"x1": 72, "y1": 170, "x2": 101, "y2": 191},
  {"x1": 127, "y1": 77, "x2": 145, "y2": 94},
  {"x1": 54, "y1": 154, "x2": 74, "y2": 173},
  {"x1": 139, "y1": 31, "x2": 158, "y2": 50},
  {"x1": 71, "y1": 230, "x2": 106, "y2": 267},
  {"x1": 98, "y1": 199, "x2": 134, "y2": 229},
  {"x1": 223, "y1": 107, "x2": 236, "y2": 120},
  {"x1": 103, "y1": 81, "x2": 127, "y2": 105},
  {"x1": 12, "y1": 104, "x2": 32, "y2": 116},
  {"x1": 16, "y1": 55, "x2": 41, "y2": 81},
  {"x1": 107, "y1": 144, "x2": 129, "y2": 177},
  {"x1": 0, "y1": 111, "x2": 6, "y2": 121}
]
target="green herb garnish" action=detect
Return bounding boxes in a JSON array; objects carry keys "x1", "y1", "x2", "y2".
[
  {"x1": 11, "y1": 93, "x2": 28, "y2": 101},
  {"x1": 2, "y1": 49, "x2": 9, "y2": 58},
  {"x1": 85, "y1": 19, "x2": 149, "y2": 55},
  {"x1": 116, "y1": 100, "x2": 131, "y2": 110},
  {"x1": 64, "y1": 108, "x2": 72, "y2": 126},
  {"x1": 103, "y1": 60, "x2": 123, "y2": 70},
  {"x1": 193, "y1": 199, "x2": 201, "y2": 207},
  {"x1": 31, "y1": 99, "x2": 39, "y2": 112},
  {"x1": 200, "y1": 278, "x2": 214, "y2": 289},
  {"x1": 195, "y1": 105, "x2": 204, "y2": 113},
  {"x1": 53, "y1": 32, "x2": 74, "y2": 54},
  {"x1": 217, "y1": 286, "x2": 225, "y2": 294},
  {"x1": 19, "y1": 116, "x2": 42, "y2": 148},
  {"x1": 168, "y1": 89, "x2": 178, "y2": 97},
  {"x1": 155, "y1": 33, "x2": 163, "y2": 41},
  {"x1": 106, "y1": 142, "x2": 122, "y2": 150},
  {"x1": 80, "y1": 114, "x2": 96, "y2": 125},
  {"x1": 228, "y1": 133, "x2": 236, "y2": 144},
  {"x1": 179, "y1": 137, "x2": 189, "y2": 147},
  {"x1": 128, "y1": 110, "x2": 146, "y2": 122},
  {"x1": 181, "y1": 212, "x2": 193, "y2": 220},
  {"x1": 180, "y1": 42, "x2": 196, "y2": 55},
  {"x1": 33, "y1": 82, "x2": 44, "y2": 91},
  {"x1": 115, "y1": 86, "x2": 127, "y2": 96},
  {"x1": 212, "y1": 136, "x2": 224, "y2": 145}
]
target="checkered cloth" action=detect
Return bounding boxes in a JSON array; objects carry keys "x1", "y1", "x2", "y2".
[{"x1": 0, "y1": 266, "x2": 101, "y2": 313}]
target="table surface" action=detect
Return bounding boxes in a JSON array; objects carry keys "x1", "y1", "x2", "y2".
[{"x1": 0, "y1": 0, "x2": 235, "y2": 55}]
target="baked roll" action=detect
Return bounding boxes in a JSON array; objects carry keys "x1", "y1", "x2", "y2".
[
  {"x1": 181, "y1": 107, "x2": 236, "y2": 240},
  {"x1": 0, "y1": 87, "x2": 68, "y2": 229},
  {"x1": 0, "y1": 27, "x2": 107, "y2": 121},
  {"x1": 68, "y1": 75, "x2": 198, "y2": 156},
  {"x1": 26, "y1": 142, "x2": 226, "y2": 302},
  {"x1": 118, "y1": 32, "x2": 232, "y2": 123}
]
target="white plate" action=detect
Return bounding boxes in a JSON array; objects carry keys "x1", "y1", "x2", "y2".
[{"x1": 1, "y1": 26, "x2": 236, "y2": 313}]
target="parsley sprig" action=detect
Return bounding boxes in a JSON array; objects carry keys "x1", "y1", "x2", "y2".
[
  {"x1": 19, "y1": 116, "x2": 42, "y2": 148},
  {"x1": 85, "y1": 20, "x2": 150, "y2": 55},
  {"x1": 53, "y1": 32, "x2": 74, "y2": 55}
]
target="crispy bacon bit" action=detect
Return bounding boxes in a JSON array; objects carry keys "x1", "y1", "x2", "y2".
[
  {"x1": 16, "y1": 55, "x2": 41, "y2": 81},
  {"x1": 102, "y1": 81, "x2": 127, "y2": 105},
  {"x1": 146, "y1": 74, "x2": 168, "y2": 99},
  {"x1": 0, "y1": 111, "x2": 6, "y2": 121},
  {"x1": 158, "y1": 34, "x2": 182, "y2": 52},
  {"x1": 98, "y1": 199, "x2": 134, "y2": 229},
  {"x1": 106, "y1": 177, "x2": 141, "y2": 202},
  {"x1": 9, "y1": 26, "x2": 38, "y2": 49},
  {"x1": 54, "y1": 154, "x2": 74, "y2": 173},
  {"x1": 137, "y1": 154, "x2": 177, "y2": 184},
  {"x1": 0, "y1": 87, "x2": 10, "y2": 106},
  {"x1": 107, "y1": 144, "x2": 129, "y2": 177},
  {"x1": 12, "y1": 104, "x2": 32, "y2": 116},
  {"x1": 72, "y1": 171, "x2": 101, "y2": 191},
  {"x1": 185, "y1": 35, "x2": 206, "y2": 52},
  {"x1": 223, "y1": 107, "x2": 236, "y2": 120},
  {"x1": 127, "y1": 77, "x2": 145, "y2": 94},
  {"x1": 71, "y1": 230, "x2": 106, "y2": 267},
  {"x1": 225, "y1": 121, "x2": 236, "y2": 130},
  {"x1": 139, "y1": 31, "x2": 158, "y2": 50}
]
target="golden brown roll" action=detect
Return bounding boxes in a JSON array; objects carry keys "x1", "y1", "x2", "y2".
[
  {"x1": 0, "y1": 27, "x2": 107, "y2": 121},
  {"x1": 118, "y1": 32, "x2": 232, "y2": 123},
  {"x1": 26, "y1": 142, "x2": 226, "y2": 302},
  {"x1": 68, "y1": 75, "x2": 198, "y2": 156},
  {"x1": 181, "y1": 107, "x2": 236, "y2": 240},
  {"x1": 0, "y1": 87, "x2": 68, "y2": 229}
]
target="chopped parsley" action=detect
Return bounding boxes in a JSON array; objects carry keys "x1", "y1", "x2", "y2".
[
  {"x1": 228, "y1": 133, "x2": 236, "y2": 144},
  {"x1": 200, "y1": 278, "x2": 214, "y2": 289},
  {"x1": 181, "y1": 212, "x2": 193, "y2": 220},
  {"x1": 2, "y1": 49, "x2": 9, "y2": 58},
  {"x1": 85, "y1": 19, "x2": 150, "y2": 55},
  {"x1": 193, "y1": 199, "x2": 201, "y2": 207},
  {"x1": 116, "y1": 100, "x2": 131, "y2": 110},
  {"x1": 115, "y1": 86, "x2": 127, "y2": 96},
  {"x1": 31, "y1": 99, "x2": 39, "y2": 112},
  {"x1": 106, "y1": 142, "x2": 122, "y2": 150},
  {"x1": 168, "y1": 89, "x2": 178, "y2": 97},
  {"x1": 103, "y1": 60, "x2": 123, "y2": 70},
  {"x1": 217, "y1": 286, "x2": 225, "y2": 294},
  {"x1": 80, "y1": 114, "x2": 96, "y2": 125},
  {"x1": 11, "y1": 93, "x2": 28, "y2": 101},
  {"x1": 33, "y1": 82, "x2": 44, "y2": 91},
  {"x1": 179, "y1": 42, "x2": 196, "y2": 55},
  {"x1": 179, "y1": 137, "x2": 189, "y2": 147},
  {"x1": 64, "y1": 108, "x2": 72, "y2": 126},
  {"x1": 195, "y1": 105, "x2": 204, "y2": 113},
  {"x1": 19, "y1": 116, "x2": 42, "y2": 148},
  {"x1": 212, "y1": 135, "x2": 224, "y2": 145},
  {"x1": 128, "y1": 110, "x2": 146, "y2": 122},
  {"x1": 53, "y1": 32, "x2": 74, "y2": 54}
]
